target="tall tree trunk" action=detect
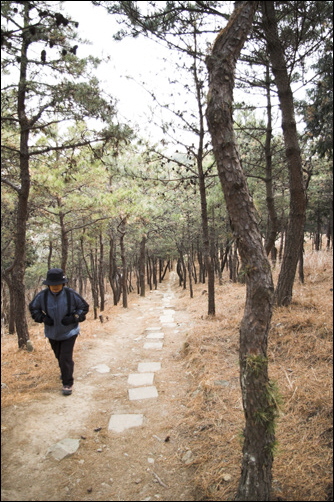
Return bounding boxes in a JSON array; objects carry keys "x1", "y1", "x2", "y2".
[
  {"x1": 47, "y1": 240, "x2": 53, "y2": 269},
  {"x1": 13, "y1": 2, "x2": 31, "y2": 348},
  {"x1": 108, "y1": 234, "x2": 121, "y2": 305},
  {"x1": 206, "y1": 2, "x2": 276, "y2": 500},
  {"x1": 264, "y1": 63, "x2": 280, "y2": 255},
  {"x1": 2, "y1": 273, "x2": 15, "y2": 335},
  {"x1": 58, "y1": 204, "x2": 69, "y2": 273},
  {"x1": 80, "y1": 237, "x2": 98, "y2": 319},
  {"x1": 99, "y1": 233, "x2": 105, "y2": 311},
  {"x1": 193, "y1": 46, "x2": 215, "y2": 315},
  {"x1": 262, "y1": 1, "x2": 307, "y2": 306},
  {"x1": 118, "y1": 218, "x2": 128, "y2": 308},
  {"x1": 139, "y1": 236, "x2": 146, "y2": 297}
]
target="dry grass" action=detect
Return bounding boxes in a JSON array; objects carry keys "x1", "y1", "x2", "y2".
[
  {"x1": 1, "y1": 246, "x2": 333, "y2": 501},
  {"x1": 173, "y1": 247, "x2": 333, "y2": 501}
]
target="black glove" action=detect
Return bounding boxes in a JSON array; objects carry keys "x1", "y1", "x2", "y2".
[
  {"x1": 61, "y1": 314, "x2": 76, "y2": 326},
  {"x1": 43, "y1": 315, "x2": 54, "y2": 326},
  {"x1": 33, "y1": 312, "x2": 45, "y2": 323}
]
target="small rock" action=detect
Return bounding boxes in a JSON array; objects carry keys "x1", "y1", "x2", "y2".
[
  {"x1": 222, "y1": 473, "x2": 232, "y2": 482},
  {"x1": 181, "y1": 450, "x2": 194, "y2": 464},
  {"x1": 26, "y1": 340, "x2": 33, "y2": 352},
  {"x1": 214, "y1": 379, "x2": 230, "y2": 387}
]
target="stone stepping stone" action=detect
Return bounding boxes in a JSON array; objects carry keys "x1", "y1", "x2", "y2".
[
  {"x1": 160, "y1": 316, "x2": 174, "y2": 322},
  {"x1": 146, "y1": 332, "x2": 164, "y2": 339},
  {"x1": 92, "y1": 364, "x2": 110, "y2": 373},
  {"x1": 137, "y1": 362, "x2": 161, "y2": 372},
  {"x1": 128, "y1": 386, "x2": 158, "y2": 401},
  {"x1": 47, "y1": 438, "x2": 80, "y2": 461},
  {"x1": 161, "y1": 322, "x2": 177, "y2": 328},
  {"x1": 143, "y1": 342, "x2": 163, "y2": 349},
  {"x1": 127, "y1": 373, "x2": 154, "y2": 386},
  {"x1": 108, "y1": 414, "x2": 144, "y2": 432},
  {"x1": 145, "y1": 327, "x2": 161, "y2": 331}
]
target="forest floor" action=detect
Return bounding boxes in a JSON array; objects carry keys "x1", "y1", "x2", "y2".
[{"x1": 1, "y1": 246, "x2": 333, "y2": 502}]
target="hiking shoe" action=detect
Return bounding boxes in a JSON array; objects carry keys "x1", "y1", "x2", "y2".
[{"x1": 62, "y1": 386, "x2": 72, "y2": 396}]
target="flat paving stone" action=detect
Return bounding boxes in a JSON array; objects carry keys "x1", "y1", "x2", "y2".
[
  {"x1": 160, "y1": 316, "x2": 174, "y2": 322},
  {"x1": 161, "y1": 322, "x2": 177, "y2": 327},
  {"x1": 146, "y1": 332, "x2": 164, "y2": 339},
  {"x1": 137, "y1": 362, "x2": 161, "y2": 372},
  {"x1": 127, "y1": 373, "x2": 154, "y2": 386},
  {"x1": 143, "y1": 342, "x2": 163, "y2": 349},
  {"x1": 92, "y1": 364, "x2": 110, "y2": 373},
  {"x1": 108, "y1": 414, "x2": 144, "y2": 432},
  {"x1": 47, "y1": 438, "x2": 80, "y2": 461},
  {"x1": 145, "y1": 327, "x2": 161, "y2": 331},
  {"x1": 128, "y1": 386, "x2": 158, "y2": 401}
]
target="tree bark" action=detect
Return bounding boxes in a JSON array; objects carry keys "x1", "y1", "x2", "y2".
[
  {"x1": 206, "y1": 2, "x2": 275, "y2": 500},
  {"x1": 262, "y1": 1, "x2": 307, "y2": 306},
  {"x1": 118, "y1": 218, "x2": 128, "y2": 308},
  {"x1": 99, "y1": 233, "x2": 105, "y2": 311},
  {"x1": 108, "y1": 234, "x2": 121, "y2": 305},
  {"x1": 264, "y1": 63, "x2": 280, "y2": 256},
  {"x1": 13, "y1": 2, "x2": 31, "y2": 348},
  {"x1": 139, "y1": 236, "x2": 146, "y2": 296},
  {"x1": 193, "y1": 43, "x2": 215, "y2": 315}
]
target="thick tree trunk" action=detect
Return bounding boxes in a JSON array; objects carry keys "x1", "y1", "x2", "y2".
[
  {"x1": 206, "y1": 2, "x2": 276, "y2": 500},
  {"x1": 262, "y1": 1, "x2": 307, "y2": 306}
]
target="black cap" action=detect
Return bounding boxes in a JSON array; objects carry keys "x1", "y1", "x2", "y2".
[{"x1": 43, "y1": 268, "x2": 68, "y2": 285}]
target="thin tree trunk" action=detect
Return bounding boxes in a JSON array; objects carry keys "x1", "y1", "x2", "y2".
[
  {"x1": 12, "y1": 2, "x2": 31, "y2": 348},
  {"x1": 264, "y1": 63, "x2": 280, "y2": 255},
  {"x1": 206, "y1": 2, "x2": 276, "y2": 500},
  {"x1": 99, "y1": 233, "x2": 105, "y2": 311},
  {"x1": 262, "y1": 1, "x2": 307, "y2": 306},
  {"x1": 118, "y1": 218, "x2": 128, "y2": 308},
  {"x1": 58, "y1": 205, "x2": 69, "y2": 273},
  {"x1": 139, "y1": 236, "x2": 146, "y2": 296}
]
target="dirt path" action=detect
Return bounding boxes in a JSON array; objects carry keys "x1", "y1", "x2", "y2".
[{"x1": 1, "y1": 272, "x2": 196, "y2": 502}]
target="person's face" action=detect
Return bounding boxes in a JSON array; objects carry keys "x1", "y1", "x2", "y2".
[{"x1": 49, "y1": 284, "x2": 64, "y2": 294}]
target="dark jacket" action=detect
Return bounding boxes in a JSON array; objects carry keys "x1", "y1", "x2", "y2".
[{"x1": 29, "y1": 287, "x2": 89, "y2": 341}]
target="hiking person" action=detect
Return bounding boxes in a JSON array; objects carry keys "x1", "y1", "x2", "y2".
[{"x1": 29, "y1": 268, "x2": 89, "y2": 396}]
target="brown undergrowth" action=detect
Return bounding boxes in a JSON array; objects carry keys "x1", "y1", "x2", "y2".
[
  {"x1": 172, "y1": 248, "x2": 333, "y2": 501},
  {"x1": 1, "y1": 247, "x2": 333, "y2": 501}
]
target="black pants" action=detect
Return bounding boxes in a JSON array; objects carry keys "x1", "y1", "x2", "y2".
[{"x1": 48, "y1": 335, "x2": 78, "y2": 387}]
